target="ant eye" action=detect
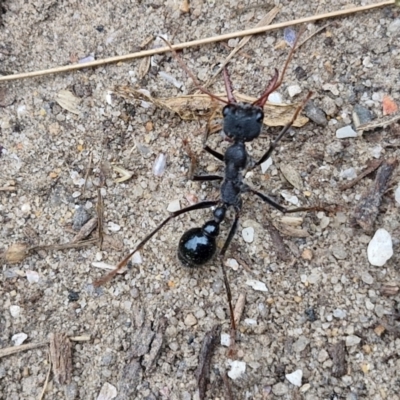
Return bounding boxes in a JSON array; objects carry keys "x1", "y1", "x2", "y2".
[
  {"x1": 256, "y1": 112, "x2": 264, "y2": 123},
  {"x1": 222, "y1": 106, "x2": 230, "y2": 117}
]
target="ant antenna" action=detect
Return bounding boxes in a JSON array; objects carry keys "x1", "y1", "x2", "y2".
[
  {"x1": 222, "y1": 67, "x2": 237, "y2": 103},
  {"x1": 159, "y1": 37, "x2": 230, "y2": 105},
  {"x1": 254, "y1": 26, "x2": 306, "y2": 107}
]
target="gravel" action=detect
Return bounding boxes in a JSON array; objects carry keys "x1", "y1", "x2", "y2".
[{"x1": 1, "y1": 1, "x2": 400, "y2": 399}]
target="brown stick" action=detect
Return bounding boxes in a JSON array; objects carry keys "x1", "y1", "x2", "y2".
[{"x1": 0, "y1": 1, "x2": 394, "y2": 82}]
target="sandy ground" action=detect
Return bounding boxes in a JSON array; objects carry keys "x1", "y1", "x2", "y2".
[{"x1": 1, "y1": 1, "x2": 400, "y2": 399}]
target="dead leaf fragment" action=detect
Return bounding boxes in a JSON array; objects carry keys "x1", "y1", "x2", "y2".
[
  {"x1": 113, "y1": 86, "x2": 309, "y2": 127},
  {"x1": 112, "y1": 165, "x2": 134, "y2": 183},
  {"x1": 56, "y1": 90, "x2": 81, "y2": 115},
  {"x1": 280, "y1": 163, "x2": 303, "y2": 189}
]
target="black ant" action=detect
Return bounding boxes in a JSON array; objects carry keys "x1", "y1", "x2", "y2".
[{"x1": 95, "y1": 30, "x2": 317, "y2": 348}]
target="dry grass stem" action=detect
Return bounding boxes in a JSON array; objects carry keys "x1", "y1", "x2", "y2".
[{"x1": 0, "y1": 1, "x2": 394, "y2": 82}]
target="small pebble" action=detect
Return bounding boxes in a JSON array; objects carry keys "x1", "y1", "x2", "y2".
[
  {"x1": 221, "y1": 333, "x2": 231, "y2": 347},
  {"x1": 73, "y1": 206, "x2": 90, "y2": 231},
  {"x1": 96, "y1": 382, "x2": 117, "y2": 400},
  {"x1": 336, "y1": 125, "x2": 357, "y2": 139},
  {"x1": 317, "y1": 349, "x2": 329, "y2": 363},
  {"x1": 261, "y1": 157, "x2": 273, "y2": 173},
  {"x1": 370, "y1": 145, "x2": 383, "y2": 159},
  {"x1": 304, "y1": 101, "x2": 328, "y2": 126},
  {"x1": 361, "y1": 272, "x2": 374, "y2": 285},
  {"x1": 107, "y1": 222, "x2": 121, "y2": 232},
  {"x1": 26, "y1": 270, "x2": 40, "y2": 283},
  {"x1": 268, "y1": 92, "x2": 282, "y2": 104},
  {"x1": 321, "y1": 96, "x2": 337, "y2": 116},
  {"x1": 322, "y1": 83, "x2": 339, "y2": 96},
  {"x1": 21, "y1": 203, "x2": 31, "y2": 214},
  {"x1": 245, "y1": 279, "x2": 268, "y2": 292},
  {"x1": 395, "y1": 185, "x2": 400, "y2": 205},
  {"x1": 281, "y1": 191, "x2": 299, "y2": 206},
  {"x1": 184, "y1": 314, "x2": 197, "y2": 326},
  {"x1": 285, "y1": 369, "x2": 302, "y2": 387},
  {"x1": 293, "y1": 336, "x2": 309, "y2": 352},
  {"x1": 346, "y1": 335, "x2": 361, "y2": 346},
  {"x1": 12, "y1": 332, "x2": 28, "y2": 346},
  {"x1": 153, "y1": 153, "x2": 167, "y2": 176},
  {"x1": 10, "y1": 305, "x2": 21, "y2": 318},
  {"x1": 287, "y1": 84, "x2": 302, "y2": 98},
  {"x1": 367, "y1": 229, "x2": 393, "y2": 267},
  {"x1": 272, "y1": 382, "x2": 289, "y2": 396},
  {"x1": 352, "y1": 104, "x2": 373, "y2": 128},
  {"x1": 301, "y1": 249, "x2": 313, "y2": 260},
  {"x1": 332, "y1": 244, "x2": 348, "y2": 260},
  {"x1": 333, "y1": 309, "x2": 347, "y2": 319},
  {"x1": 227, "y1": 361, "x2": 246, "y2": 380},
  {"x1": 340, "y1": 168, "x2": 357, "y2": 180},
  {"x1": 167, "y1": 199, "x2": 181, "y2": 212},
  {"x1": 244, "y1": 318, "x2": 257, "y2": 326},
  {"x1": 387, "y1": 18, "x2": 400, "y2": 34},
  {"x1": 242, "y1": 227, "x2": 254, "y2": 243},
  {"x1": 226, "y1": 258, "x2": 239, "y2": 271}
]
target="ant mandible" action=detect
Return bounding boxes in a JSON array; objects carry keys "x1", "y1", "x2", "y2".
[{"x1": 95, "y1": 29, "x2": 315, "y2": 342}]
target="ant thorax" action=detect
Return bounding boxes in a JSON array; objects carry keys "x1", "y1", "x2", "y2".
[{"x1": 222, "y1": 102, "x2": 264, "y2": 142}]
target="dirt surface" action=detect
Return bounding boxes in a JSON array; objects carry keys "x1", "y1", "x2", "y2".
[{"x1": 1, "y1": 1, "x2": 400, "y2": 399}]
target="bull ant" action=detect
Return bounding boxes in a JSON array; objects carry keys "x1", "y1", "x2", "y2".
[{"x1": 95, "y1": 30, "x2": 317, "y2": 345}]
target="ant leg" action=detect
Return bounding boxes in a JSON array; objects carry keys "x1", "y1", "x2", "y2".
[
  {"x1": 192, "y1": 175, "x2": 223, "y2": 182},
  {"x1": 253, "y1": 92, "x2": 312, "y2": 168},
  {"x1": 203, "y1": 145, "x2": 224, "y2": 162},
  {"x1": 94, "y1": 200, "x2": 219, "y2": 286},
  {"x1": 217, "y1": 209, "x2": 240, "y2": 357},
  {"x1": 247, "y1": 187, "x2": 319, "y2": 214}
]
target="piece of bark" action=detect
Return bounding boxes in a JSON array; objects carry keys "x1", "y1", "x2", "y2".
[
  {"x1": 142, "y1": 318, "x2": 167, "y2": 373},
  {"x1": 115, "y1": 359, "x2": 142, "y2": 400},
  {"x1": 330, "y1": 340, "x2": 347, "y2": 378},
  {"x1": 353, "y1": 158, "x2": 398, "y2": 233},
  {"x1": 196, "y1": 324, "x2": 221, "y2": 400},
  {"x1": 49, "y1": 333, "x2": 72, "y2": 385}
]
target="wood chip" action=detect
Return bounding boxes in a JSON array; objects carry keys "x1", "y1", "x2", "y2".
[
  {"x1": 72, "y1": 217, "x2": 98, "y2": 242},
  {"x1": 353, "y1": 158, "x2": 398, "y2": 233},
  {"x1": 196, "y1": 324, "x2": 221, "y2": 400},
  {"x1": 330, "y1": 340, "x2": 347, "y2": 378},
  {"x1": 49, "y1": 333, "x2": 72, "y2": 385}
]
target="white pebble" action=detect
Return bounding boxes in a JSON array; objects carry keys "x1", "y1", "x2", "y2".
[
  {"x1": 395, "y1": 185, "x2": 400, "y2": 205},
  {"x1": 267, "y1": 92, "x2": 282, "y2": 104},
  {"x1": 322, "y1": 83, "x2": 339, "y2": 96},
  {"x1": 226, "y1": 258, "x2": 239, "y2": 271},
  {"x1": 21, "y1": 203, "x2": 31, "y2": 214},
  {"x1": 346, "y1": 335, "x2": 361, "y2": 346},
  {"x1": 153, "y1": 153, "x2": 167, "y2": 176},
  {"x1": 370, "y1": 145, "x2": 383, "y2": 159},
  {"x1": 244, "y1": 318, "x2": 257, "y2": 326},
  {"x1": 12, "y1": 332, "x2": 28, "y2": 346},
  {"x1": 96, "y1": 382, "x2": 117, "y2": 400},
  {"x1": 26, "y1": 270, "x2": 40, "y2": 283},
  {"x1": 285, "y1": 369, "x2": 303, "y2": 387},
  {"x1": 107, "y1": 222, "x2": 121, "y2": 232},
  {"x1": 333, "y1": 309, "x2": 347, "y2": 319},
  {"x1": 336, "y1": 125, "x2": 357, "y2": 138},
  {"x1": 245, "y1": 279, "x2": 268, "y2": 292},
  {"x1": 340, "y1": 168, "x2": 357, "y2": 180},
  {"x1": 367, "y1": 229, "x2": 393, "y2": 267},
  {"x1": 281, "y1": 191, "x2": 299, "y2": 205},
  {"x1": 227, "y1": 360, "x2": 246, "y2": 380},
  {"x1": 220, "y1": 333, "x2": 231, "y2": 347},
  {"x1": 287, "y1": 85, "x2": 302, "y2": 98},
  {"x1": 10, "y1": 305, "x2": 21, "y2": 318},
  {"x1": 261, "y1": 157, "x2": 273, "y2": 173},
  {"x1": 242, "y1": 227, "x2": 254, "y2": 243},
  {"x1": 167, "y1": 199, "x2": 181, "y2": 212},
  {"x1": 131, "y1": 251, "x2": 142, "y2": 264}
]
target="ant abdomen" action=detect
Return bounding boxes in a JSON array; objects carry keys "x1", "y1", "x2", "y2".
[{"x1": 178, "y1": 220, "x2": 220, "y2": 267}]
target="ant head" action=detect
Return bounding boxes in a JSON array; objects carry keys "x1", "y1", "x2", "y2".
[{"x1": 222, "y1": 103, "x2": 264, "y2": 142}]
